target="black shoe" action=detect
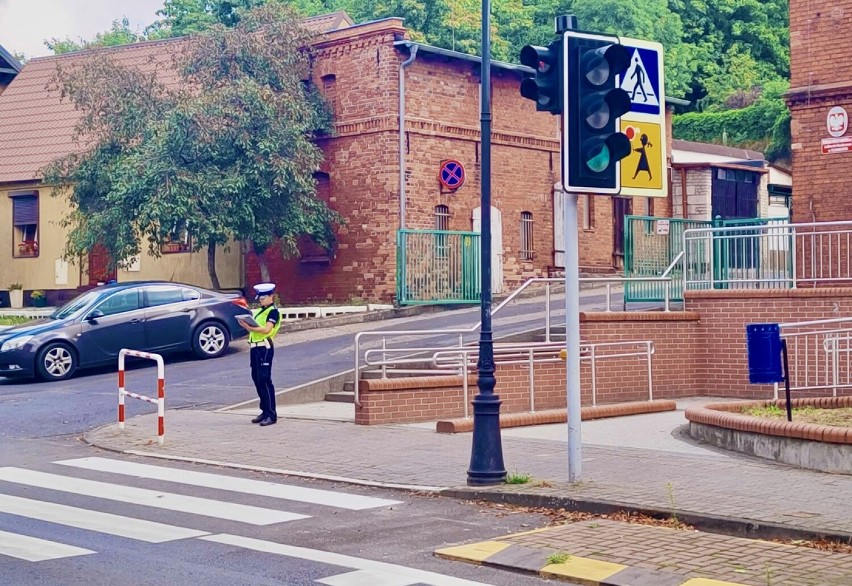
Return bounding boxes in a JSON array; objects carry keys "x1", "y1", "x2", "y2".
[
  {"x1": 258, "y1": 418, "x2": 276, "y2": 427},
  {"x1": 251, "y1": 415, "x2": 264, "y2": 424}
]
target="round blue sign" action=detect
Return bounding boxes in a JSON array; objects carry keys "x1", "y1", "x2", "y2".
[{"x1": 439, "y1": 160, "x2": 465, "y2": 190}]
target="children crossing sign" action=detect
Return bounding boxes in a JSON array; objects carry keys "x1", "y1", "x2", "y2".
[{"x1": 618, "y1": 37, "x2": 667, "y2": 198}]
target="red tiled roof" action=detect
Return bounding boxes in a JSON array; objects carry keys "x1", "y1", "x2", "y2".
[
  {"x1": 0, "y1": 39, "x2": 185, "y2": 183},
  {"x1": 0, "y1": 12, "x2": 354, "y2": 184},
  {"x1": 301, "y1": 11, "x2": 354, "y2": 33}
]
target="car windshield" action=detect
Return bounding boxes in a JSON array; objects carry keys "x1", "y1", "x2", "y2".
[{"x1": 50, "y1": 290, "x2": 105, "y2": 320}]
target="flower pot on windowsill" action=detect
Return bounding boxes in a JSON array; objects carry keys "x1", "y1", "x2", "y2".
[
  {"x1": 8, "y1": 289, "x2": 23, "y2": 309},
  {"x1": 163, "y1": 243, "x2": 183, "y2": 253},
  {"x1": 32, "y1": 297, "x2": 47, "y2": 307}
]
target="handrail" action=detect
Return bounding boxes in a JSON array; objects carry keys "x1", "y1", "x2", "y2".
[{"x1": 353, "y1": 276, "x2": 672, "y2": 406}]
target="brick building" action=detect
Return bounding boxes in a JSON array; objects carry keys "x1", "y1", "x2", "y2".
[
  {"x1": 787, "y1": 0, "x2": 852, "y2": 222},
  {"x1": 248, "y1": 16, "x2": 680, "y2": 303},
  {"x1": 0, "y1": 13, "x2": 680, "y2": 306}
]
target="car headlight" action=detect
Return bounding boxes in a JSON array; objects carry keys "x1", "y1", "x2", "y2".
[{"x1": 0, "y1": 336, "x2": 34, "y2": 352}]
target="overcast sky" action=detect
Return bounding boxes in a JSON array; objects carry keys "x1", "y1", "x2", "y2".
[{"x1": 0, "y1": 0, "x2": 165, "y2": 59}]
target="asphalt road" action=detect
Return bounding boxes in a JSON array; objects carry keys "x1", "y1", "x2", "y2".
[
  {"x1": 0, "y1": 439, "x2": 557, "y2": 586},
  {"x1": 0, "y1": 290, "x2": 642, "y2": 442}
]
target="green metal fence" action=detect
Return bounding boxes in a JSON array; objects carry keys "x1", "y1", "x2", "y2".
[
  {"x1": 624, "y1": 216, "x2": 711, "y2": 303},
  {"x1": 625, "y1": 215, "x2": 791, "y2": 303},
  {"x1": 396, "y1": 229, "x2": 481, "y2": 305}
]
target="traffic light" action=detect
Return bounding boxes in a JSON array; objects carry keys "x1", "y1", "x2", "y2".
[
  {"x1": 519, "y1": 40, "x2": 563, "y2": 115},
  {"x1": 564, "y1": 32, "x2": 632, "y2": 193}
]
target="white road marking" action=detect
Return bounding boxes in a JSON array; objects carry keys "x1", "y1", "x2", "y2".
[
  {"x1": 0, "y1": 493, "x2": 208, "y2": 543},
  {"x1": 0, "y1": 468, "x2": 309, "y2": 526},
  {"x1": 201, "y1": 534, "x2": 494, "y2": 586},
  {"x1": 316, "y1": 569, "x2": 418, "y2": 586},
  {"x1": 55, "y1": 457, "x2": 401, "y2": 510},
  {"x1": 0, "y1": 529, "x2": 94, "y2": 562}
]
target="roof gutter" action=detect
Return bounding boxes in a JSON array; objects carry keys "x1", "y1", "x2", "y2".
[{"x1": 399, "y1": 44, "x2": 418, "y2": 231}]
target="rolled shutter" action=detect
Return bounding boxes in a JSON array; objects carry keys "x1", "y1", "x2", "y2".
[{"x1": 12, "y1": 194, "x2": 38, "y2": 226}]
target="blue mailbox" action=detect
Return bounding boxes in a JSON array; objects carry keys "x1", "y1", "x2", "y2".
[{"x1": 746, "y1": 323, "x2": 783, "y2": 384}]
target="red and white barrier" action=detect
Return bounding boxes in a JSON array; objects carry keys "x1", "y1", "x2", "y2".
[{"x1": 118, "y1": 349, "x2": 165, "y2": 446}]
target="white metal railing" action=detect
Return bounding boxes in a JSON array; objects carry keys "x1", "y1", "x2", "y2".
[
  {"x1": 683, "y1": 220, "x2": 852, "y2": 291},
  {"x1": 361, "y1": 340, "x2": 654, "y2": 418},
  {"x1": 776, "y1": 317, "x2": 852, "y2": 399},
  {"x1": 353, "y1": 277, "x2": 666, "y2": 406}
]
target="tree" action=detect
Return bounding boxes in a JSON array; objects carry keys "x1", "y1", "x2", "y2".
[
  {"x1": 46, "y1": 18, "x2": 144, "y2": 54},
  {"x1": 44, "y1": 3, "x2": 340, "y2": 289}
]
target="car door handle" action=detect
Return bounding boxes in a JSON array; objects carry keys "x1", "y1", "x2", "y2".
[
  {"x1": 181, "y1": 308, "x2": 192, "y2": 313},
  {"x1": 129, "y1": 318, "x2": 142, "y2": 324}
]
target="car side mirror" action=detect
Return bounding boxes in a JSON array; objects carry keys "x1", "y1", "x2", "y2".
[{"x1": 86, "y1": 309, "x2": 105, "y2": 321}]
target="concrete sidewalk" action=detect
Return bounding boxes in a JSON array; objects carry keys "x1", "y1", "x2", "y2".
[{"x1": 85, "y1": 400, "x2": 852, "y2": 586}]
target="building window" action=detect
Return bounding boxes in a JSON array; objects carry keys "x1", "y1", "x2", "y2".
[
  {"x1": 434, "y1": 205, "x2": 450, "y2": 257},
  {"x1": 582, "y1": 194, "x2": 595, "y2": 230},
  {"x1": 435, "y1": 205, "x2": 450, "y2": 230},
  {"x1": 520, "y1": 211, "x2": 534, "y2": 261},
  {"x1": 11, "y1": 191, "x2": 38, "y2": 258},
  {"x1": 162, "y1": 220, "x2": 191, "y2": 254}
]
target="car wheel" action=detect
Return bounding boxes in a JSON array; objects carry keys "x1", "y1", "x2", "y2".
[
  {"x1": 36, "y1": 342, "x2": 77, "y2": 381},
  {"x1": 193, "y1": 321, "x2": 229, "y2": 359}
]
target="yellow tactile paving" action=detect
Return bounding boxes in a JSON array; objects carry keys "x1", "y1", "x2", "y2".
[
  {"x1": 680, "y1": 578, "x2": 743, "y2": 586},
  {"x1": 541, "y1": 557, "x2": 627, "y2": 584},
  {"x1": 433, "y1": 541, "x2": 511, "y2": 563}
]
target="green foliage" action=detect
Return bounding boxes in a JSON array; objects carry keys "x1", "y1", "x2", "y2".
[
  {"x1": 37, "y1": 0, "x2": 792, "y2": 171},
  {"x1": 505, "y1": 470, "x2": 532, "y2": 484},
  {"x1": 47, "y1": 18, "x2": 147, "y2": 55},
  {"x1": 673, "y1": 80, "x2": 791, "y2": 162},
  {"x1": 546, "y1": 552, "x2": 571, "y2": 565},
  {"x1": 44, "y1": 4, "x2": 341, "y2": 288}
]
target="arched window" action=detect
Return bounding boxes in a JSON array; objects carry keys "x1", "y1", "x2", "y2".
[{"x1": 520, "y1": 211, "x2": 534, "y2": 260}]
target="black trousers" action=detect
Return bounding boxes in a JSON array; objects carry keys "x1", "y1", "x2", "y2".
[{"x1": 250, "y1": 345, "x2": 276, "y2": 421}]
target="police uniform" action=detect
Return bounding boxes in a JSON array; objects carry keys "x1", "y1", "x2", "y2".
[{"x1": 247, "y1": 283, "x2": 281, "y2": 426}]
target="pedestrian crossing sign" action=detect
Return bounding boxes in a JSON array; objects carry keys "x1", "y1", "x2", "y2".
[
  {"x1": 618, "y1": 37, "x2": 666, "y2": 198},
  {"x1": 620, "y1": 46, "x2": 662, "y2": 115}
]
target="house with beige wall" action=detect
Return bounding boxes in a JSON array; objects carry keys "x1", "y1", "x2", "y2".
[{"x1": 0, "y1": 41, "x2": 244, "y2": 308}]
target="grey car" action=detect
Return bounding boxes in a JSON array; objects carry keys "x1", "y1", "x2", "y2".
[{"x1": 0, "y1": 281, "x2": 250, "y2": 381}]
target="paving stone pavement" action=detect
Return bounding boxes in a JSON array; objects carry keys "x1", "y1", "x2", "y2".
[{"x1": 85, "y1": 410, "x2": 852, "y2": 585}]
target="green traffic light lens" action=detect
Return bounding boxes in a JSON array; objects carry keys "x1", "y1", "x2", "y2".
[{"x1": 586, "y1": 145, "x2": 610, "y2": 173}]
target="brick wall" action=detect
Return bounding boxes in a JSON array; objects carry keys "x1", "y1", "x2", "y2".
[
  {"x1": 247, "y1": 19, "x2": 679, "y2": 303},
  {"x1": 790, "y1": 0, "x2": 852, "y2": 89},
  {"x1": 686, "y1": 288, "x2": 852, "y2": 397},
  {"x1": 355, "y1": 311, "x2": 700, "y2": 425},
  {"x1": 355, "y1": 291, "x2": 852, "y2": 425},
  {"x1": 788, "y1": 0, "x2": 852, "y2": 224}
]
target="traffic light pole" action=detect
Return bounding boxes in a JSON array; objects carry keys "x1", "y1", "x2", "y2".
[
  {"x1": 557, "y1": 16, "x2": 584, "y2": 484},
  {"x1": 563, "y1": 187, "x2": 583, "y2": 482}
]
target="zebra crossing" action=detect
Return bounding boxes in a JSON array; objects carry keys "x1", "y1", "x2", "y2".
[
  {"x1": 0, "y1": 456, "x2": 399, "y2": 561},
  {"x1": 0, "y1": 457, "x2": 493, "y2": 586}
]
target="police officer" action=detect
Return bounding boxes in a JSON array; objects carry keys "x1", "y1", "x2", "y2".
[{"x1": 238, "y1": 283, "x2": 282, "y2": 426}]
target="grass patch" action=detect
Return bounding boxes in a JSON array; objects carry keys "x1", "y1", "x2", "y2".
[
  {"x1": 546, "y1": 552, "x2": 570, "y2": 565},
  {"x1": 505, "y1": 470, "x2": 532, "y2": 484},
  {"x1": 0, "y1": 316, "x2": 29, "y2": 326},
  {"x1": 742, "y1": 404, "x2": 852, "y2": 428}
]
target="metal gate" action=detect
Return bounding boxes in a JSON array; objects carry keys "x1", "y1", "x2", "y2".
[
  {"x1": 625, "y1": 215, "x2": 791, "y2": 302},
  {"x1": 624, "y1": 216, "x2": 711, "y2": 303},
  {"x1": 396, "y1": 229, "x2": 480, "y2": 305}
]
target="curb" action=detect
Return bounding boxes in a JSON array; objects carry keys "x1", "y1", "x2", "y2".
[
  {"x1": 439, "y1": 487, "x2": 852, "y2": 544},
  {"x1": 435, "y1": 537, "x2": 745, "y2": 586},
  {"x1": 436, "y1": 400, "x2": 677, "y2": 433}
]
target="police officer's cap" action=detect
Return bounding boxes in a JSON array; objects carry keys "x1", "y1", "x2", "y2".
[{"x1": 253, "y1": 283, "x2": 276, "y2": 299}]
